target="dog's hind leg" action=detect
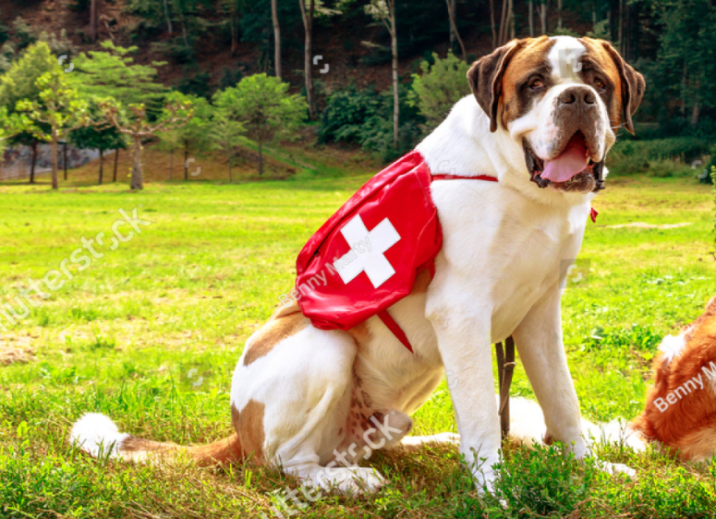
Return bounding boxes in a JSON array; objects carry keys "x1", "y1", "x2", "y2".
[{"x1": 232, "y1": 322, "x2": 388, "y2": 494}]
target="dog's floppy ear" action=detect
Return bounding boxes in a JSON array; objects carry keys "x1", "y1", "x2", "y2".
[
  {"x1": 467, "y1": 39, "x2": 525, "y2": 133},
  {"x1": 601, "y1": 41, "x2": 645, "y2": 135}
]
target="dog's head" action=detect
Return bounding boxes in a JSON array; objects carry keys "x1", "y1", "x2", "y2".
[{"x1": 468, "y1": 36, "x2": 645, "y2": 194}]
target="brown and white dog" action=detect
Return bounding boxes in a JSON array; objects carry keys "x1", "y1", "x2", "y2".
[
  {"x1": 70, "y1": 36, "x2": 645, "y2": 494},
  {"x1": 510, "y1": 296, "x2": 716, "y2": 463}
]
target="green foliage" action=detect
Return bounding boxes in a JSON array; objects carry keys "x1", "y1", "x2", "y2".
[
  {"x1": 16, "y1": 70, "x2": 89, "y2": 143},
  {"x1": 409, "y1": 51, "x2": 470, "y2": 131},
  {"x1": 217, "y1": 74, "x2": 306, "y2": 173},
  {"x1": 0, "y1": 41, "x2": 62, "y2": 147},
  {"x1": 607, "y1": 137, "x2": 711, "y2": 176},
  {"x1": 70, "y1": 99, "x2": 128, "y2": 153},
  {"x1": 319, "y1": 84, "x2": 423, "y2": 161},
  {"x1": 70, "y1": 41, "x2": 168, "y2": 113},
  {"x1": 11, "y1": 17, "x2": 37, "y2": 50},
  {"x1": 0, "y1": 41, "x2": 61, "y2": 113}
]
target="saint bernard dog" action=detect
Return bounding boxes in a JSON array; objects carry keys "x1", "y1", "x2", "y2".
[{"x1": 70, "y1": 36, "x2": 646, "y2": 494}]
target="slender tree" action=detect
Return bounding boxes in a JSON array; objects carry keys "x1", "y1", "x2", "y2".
[
  {"x1": 89, "y1": 0, "x2": 98, "y2": 42},
  {"x1": 365, "y1": 0, "x2": 399, "y2": 150},
  {"x1": 218, "y1": 74, "x2": 306, "y2": 176},
  {"x1": 100, "y1": 99, "x2": 193, "y2": 190},
  {"x1": 17, "y1": 70, "x2": 90, "y2": 189},
  {"x1": 529, "y1": 0, "x2": 535, "y2": 37},
  {"x1": 299, "y1": 0, "x2": 316, "y2": 119},
  {"x1": 445, "y1": 0, "x2": 466, "y2": 60},
  {"x1": 272, "y1": 0, "x2": 282, "y2": 79},
  {"x1": 71, "y1": 100, "x2": 126, "y2": 185},
  {"x1": 0, "y1": 41, "x2": 59, "y2": 184}
]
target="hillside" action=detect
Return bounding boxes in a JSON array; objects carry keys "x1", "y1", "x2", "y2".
[{"x1": 0, "y1": 0, "x2": 598, "y2": 96}]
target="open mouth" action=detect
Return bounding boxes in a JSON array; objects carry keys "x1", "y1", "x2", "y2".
[{"x1": 523, "y1": 132, "x2": 605, "y2": 193}]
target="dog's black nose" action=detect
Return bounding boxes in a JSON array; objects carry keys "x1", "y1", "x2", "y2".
[{"x1": 558, "y1": 86, "x2": 596, "y2": 108}]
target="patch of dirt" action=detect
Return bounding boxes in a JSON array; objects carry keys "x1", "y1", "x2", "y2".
[{"x1": 0, "y1": 342, "x2": 36, "y2": 365}]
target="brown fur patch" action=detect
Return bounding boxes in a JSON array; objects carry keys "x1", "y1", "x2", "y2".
[
  {"x1": 499, "y1": 36, "x2": 555, "y2": 127},
  {"x1": 631, "y1": 301, "x2": 716, "y2": 459},
  {"x1": 412, "y1": 268, "x2": 432, "y2": 294},
  {"x1": 243, "y1": 306, "x2": 310, "y2": 366},
  {"x1": 232, "y1": 400, "x2": 266, "y2": 463},
  {"x1": 346, "y1": 321, "x2": 372, "y2": 349}
]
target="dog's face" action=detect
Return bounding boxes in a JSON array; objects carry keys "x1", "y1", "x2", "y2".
[{"x1": 468, "y1": 36, "x2": 645, "y2": 194}]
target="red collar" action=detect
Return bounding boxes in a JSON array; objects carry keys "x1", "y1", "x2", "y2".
[{"x1": 431, "y1": 173, "x2": 598, "y2": 223}]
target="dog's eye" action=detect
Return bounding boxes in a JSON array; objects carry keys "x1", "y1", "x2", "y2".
[
  {"x1": 528, "y1": 77, "x2": 545, "y2": 91},
  {"x1": 593, "y1": 77, "x2": 606, "y2": 91}
]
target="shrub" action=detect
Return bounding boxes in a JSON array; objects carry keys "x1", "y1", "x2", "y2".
[
  {"x1": 607, "y1": 137, "x2": 711, "y2": 176},
  {"x1": 408, "y1": 51, "x2": 471, "y2": 132},
  {"x1": 319, "y1": 84, "x2": 425, "y2": 162}
]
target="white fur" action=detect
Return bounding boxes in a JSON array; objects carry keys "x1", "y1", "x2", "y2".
[
  {"x1": 658, "y1": 332, "x2": 688, "y2": 365},
  {"x1": 70, "y1": 413, "x2": 129, "y2": 458}
]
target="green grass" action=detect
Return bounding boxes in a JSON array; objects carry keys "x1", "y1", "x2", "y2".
[{"x1": 0, "y1": 171, "x2": 714, "y2": 518}]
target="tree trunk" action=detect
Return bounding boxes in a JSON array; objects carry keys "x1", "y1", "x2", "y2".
[
  {"x1": 131, "y1": 136, "x2": 143, "y2": 190},
  {"x1": 63, "y1": 141, "x2": 68, "y2": 180},
  {"x1": 529, "y1": 0, "x2": 534, "y2": 37},
  {"x1": 490, "y1": 0, "x2": 497, "y2": 47},
  {"x1": 540, "y1": 1, "x2": 548, "y2": 35},
  {"x1": 163, "y1": 0, "x2": 173, "y2": 33},
  {"x1": 228, "y1": 154, "x2": 232, "y2": 182},
  {"x1": 229, "y1": 5, "x2": 236, "y2": 54},
  {"x1": 29, "y1": 141, "x2": 37, "y2": 184},
  {"x1": 90, "y1": 0, "x2": 98, "y2": 42},
  {"x1": 98, "y1": 148, "x2": 104, "y2": 185},
  {"x1": 691, "y1": 96, "x2": 700, "y2": 126},
  {"x1": 618, "y1": 0, "x2": 623, "y2": 50},
  {"x1": 51, "y1": 132, "x2": 59, "y2": 190},
  {"x1": 510, "y1": 0, "x2": 515, "y2": 39},
  {"x1": 113, "y1": 148, "x2": 119, "y2": 182},
  {"x1": 272, "y1": 0, "x2": 281, "y2": 79},
  {"x1": 498, "y1": 0, "x2": 509, "y2": 45},
  {"x1": 299, "y1": 0, "x2": 316, "y2": 119},
  {"x1": 258, "y1": 139, "x2": 263, "y2": 176},
  {"x1": 184, "y1": 140, "x2": 189, "y2": 180},
  {"x1": 169, "y1": 147, "x2": 173, "y2": 180},
  {"x1": 557, "y1": 0, "x2": 562, "y2": 30},
  {"x1": 445, "y1": 0, "x2": 467, "y2": 60},
  {"x1": 449, "y1": 0, "x2": 456, "y2": 47},
  {"x1": 389, "y1": 0, "x2": 399, "y2": 151}
]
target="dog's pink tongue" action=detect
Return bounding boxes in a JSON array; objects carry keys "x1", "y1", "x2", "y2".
[{"x1": 541, "y1": 138, "x2": 588, "y2": 183}]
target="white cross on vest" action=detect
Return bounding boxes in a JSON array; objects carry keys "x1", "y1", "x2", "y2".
[{"x1": 333, "y1": 215, "x2": 401, "y2": 289}]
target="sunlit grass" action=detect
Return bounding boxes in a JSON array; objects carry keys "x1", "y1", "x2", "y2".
[{"x1": 0, "y1": 170, "x2": 714, "y2": 518}]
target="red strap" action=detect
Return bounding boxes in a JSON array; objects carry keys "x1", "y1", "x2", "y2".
[
  {"x1": 377, "y1": 309, "x2": 414, "y2": 353},
  {"x1": 432, "y1": 174, "x2": 499, "y2": 182},
  {"x1": 590, "y1": 207, "x2": 598, "y2": 223}
]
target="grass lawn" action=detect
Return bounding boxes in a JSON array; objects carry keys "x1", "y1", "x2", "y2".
[{"x1": 0, "y1": 169, "x2": 714, "y2": 518}]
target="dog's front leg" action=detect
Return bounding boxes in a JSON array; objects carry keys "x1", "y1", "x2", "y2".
[
  {"x1": 428, "y1": 305, "x2": 501, "y2": 493},
  {"x1": 511, "y1": 284, "x2": 586, "y2": 458}
]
